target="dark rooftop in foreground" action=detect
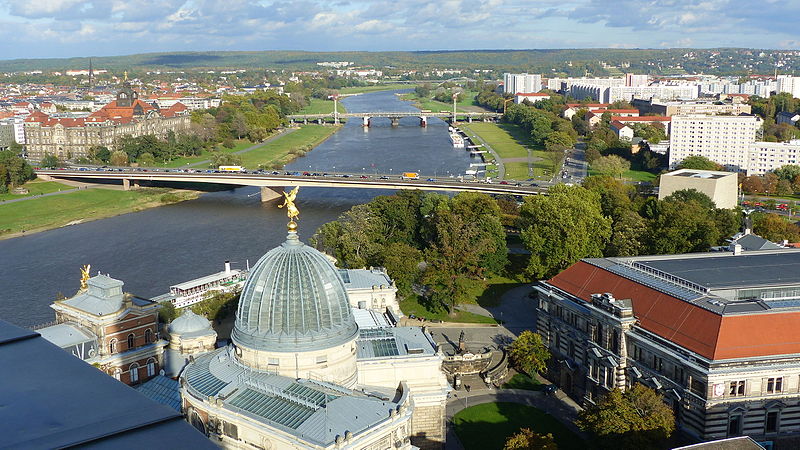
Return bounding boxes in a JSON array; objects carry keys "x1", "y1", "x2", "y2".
[
  {"x1": 0, "y1": 320, "x2": 214, "y2": 450},
  {"x1": 634, "y1": 250, "x2": 800, "y2": 290}
]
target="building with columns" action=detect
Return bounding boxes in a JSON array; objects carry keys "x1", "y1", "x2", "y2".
[
  {"x1": 180, "y1": 222, "x2": 450, "y2": 449},
  {"x1": 534, "y1": 249, "x2": 800, "y2": 445}
]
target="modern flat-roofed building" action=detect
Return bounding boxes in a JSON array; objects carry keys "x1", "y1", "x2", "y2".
[
  {"x1": 534, "y1": 249, "x2": 800, "y2": 444},
  {"x1": 503, "y1": 73, "x2": 542, "y2": 94},
  {"x1": 658, "y1": 169, "x2": 738, "y2": 209},
  {"x1": 747, "y1": 140, "x2": 800, "y2": 176},
  {"x1": 669, "y1": 115, "x2": 762, "y2": 172},
  {"x1": 633, "y1": 99, "x2": 752, "y2": 117}
]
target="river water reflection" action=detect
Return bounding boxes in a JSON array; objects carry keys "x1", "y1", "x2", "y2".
[{"x1": 0, "y1": 89, "x2": 475, "y2": 326}]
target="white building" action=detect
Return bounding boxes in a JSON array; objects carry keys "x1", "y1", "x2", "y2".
[
  {"x1": 0, "y1": 117, "x2": 26, "y2": 144},
  {"x1": 777, "y1": 75, "x2": 800, "y2": 99},
  {"x1": 610, "y1": 121, "x2": 634, "y2": 141},
  {"x1": 514, "y1": 92, "x2": 550, "y2": 104},
  {"x1": 746, "y1": 140, "x2": 800, "y2": 176},
  {"x1": 339, "y1": 267, "x2": 400, "y2": 316},
  {"x1": 668, "y1": 115, "x2": 762, "y2": 172},
  {"x1": 503, "y1": 73, "x2": 542, "y2": 94},
  {"x1": 625, "y1": 73, "x2": 649, "y2": 87},
  {"x1": 155, "y1": 97, "x2": 221, "y2": 111},
  {"x1": 179, "y1": 224, "x2": 450, "y2": 449}
]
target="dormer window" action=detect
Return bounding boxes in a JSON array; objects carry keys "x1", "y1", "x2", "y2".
[{"x1": 119, "y1": 93, "x2": 127, "y2": 99}]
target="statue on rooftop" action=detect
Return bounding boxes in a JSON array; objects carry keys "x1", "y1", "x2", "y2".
[
  {"x1": 80, "y1": 264, "x2": 91, "y2": 290},
  {"x1": 278, "y1": 186, "x2": 300, "y2": 230}
]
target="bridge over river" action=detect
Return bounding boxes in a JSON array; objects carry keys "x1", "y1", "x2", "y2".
[
  {"x1": 37, "y1": 169, "x2": 544, "y2": 202},
  {"x1": 287, "y1": 111, "x2": 501, "y2": 127}
]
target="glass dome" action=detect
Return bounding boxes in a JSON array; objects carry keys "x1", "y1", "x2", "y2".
[{"x1": 231, "y1": 231, "x2": 358, "y2": 353}]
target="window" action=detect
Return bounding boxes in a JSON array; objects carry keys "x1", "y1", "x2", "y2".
[
  {"x1": 268, "y1": 357, "x2": 279, "y2": 366},
  {"x1": 129, "y1": 363, "x2": 139, "y2": 383},
  {"x1": 766, "y1": 411, "x2": 779, "y2": 433},
  {"x1": 596, "y1": 323, "x2": 604, "y2": 347},
  {"x1": 127, "y1": 333, "x2": 135, "y2": 349},
  {"x1": 223, "y1": 422, "x2": 238, "y2": 440},
  {"x1": 674, "y1": 366, "x2": 685, "y2": 385},
  {"x1": 109, "y1": 339, "x2": 117, "y2": 354},
  {"x1": 766, "y1": 377, "x2": 783, "y2": 394},
  {"x1": 113, "y1": 368, "x2": 121, "y2": 381},
  {"x1": 729, "y1": 380, "x2": 746, "y2": 397},
  {"x1": 145, "y1": 329, "x2": 153, "y2": 344},
  {"x1": 612, "y1": 329, "x2": 620, "y2": 354},
  {"x1": 146, "y1": 359, "x2": 156, "y2": 377},
  {"x1": 605, "y1": 366, "x2": 614, "y2": 388},
  {"x1": 591, "y1": 362, "x2": 599, "y2": 381},
  {"x1": 653, "y1": 355, "x2": 664, "y2": 372},
  {"x1": 316, "y1": 355, "x2": 328, "y2": 364}
]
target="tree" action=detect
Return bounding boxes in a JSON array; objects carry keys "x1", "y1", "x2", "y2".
[
  {"x1": 109, "y1": 150, "x2": 129, "y2": 166},
  {"x1": 774, "y1": 164, "x2": 800, "y2": 182},
  {"x1": 644, "y1": 198, "x2": 723, "y2": 254},
  {"x1": 752, "y1": 213, "x2": 800, "y2": 243},
  {"x1": 382, "y1": 242, "x2": 423, "y2": 297},
  {"x1": 544, "y1": 131, "x2": 575, "y2": 152},
  {"x1": 543, "y1": 150, "x2": 565, "y2": 177},
  {"x1": 519, "y1": 184, "x2": 612, "y2": 278},
  {"x1": 209, "y1": 152, "x2": 242, "y2": 168},
  {"x1": 503, "y1": 428, "x2": 557, "y2": 450},
  {"x1": 677, "y1": 155, "x2": 722, "y2": 171},
  {"x1": 664, "y1": 189, "x2": 716, "y2": 210},
  {"x1": 40, "y1": 153, "x2": 60, "y2": 168},
  {"x1": 90, "y1": 145, "x2": 111, "y2": 163},
  {"x1": 741, "y1": 175, "x2": 765, "y2": 194},
  {"x1": 577, "y1": 385, "x2": 675, "y2": 449},
  {"x1": 508, "y1": 331, "x2": 550, "y2": 376},
  {"x1": 607, "y1": 210, "x2": 647, "y2": 257},
  {"x1": 592, "y1": 155, "x2": 630, "y2": 179},
  {"x1": 137, "y1": 152, "x2": 156, "y2": 167}
]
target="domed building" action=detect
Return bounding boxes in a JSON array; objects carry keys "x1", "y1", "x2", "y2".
[
  {"x1": 164, "y1": 310, "x2": 218, "y2": 377},
  {"x1": 180, "y1": 210, "x2": 449, "y2": 449}
]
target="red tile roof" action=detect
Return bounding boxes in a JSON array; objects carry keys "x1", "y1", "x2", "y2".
[
  {"x1": 548, "y1": 260, "x2": 800, "y2": 360},
  {"x1": 612, "y1": 116, "x2": 671, "y2": 122}
]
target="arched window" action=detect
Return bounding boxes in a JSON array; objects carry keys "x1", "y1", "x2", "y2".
[
  {"x1": 127, "y1": 333, "x2": 135, "y2": 349},
  {"x1": 145, "y1": 329, "x2": 153, "y2": 344},
  {"x1": 129, "y1": 363, "x2": 139, "y2": 383},
  {"x1": 146, "y1": 358, "x2": 156, "y2": 377},
  {"x1": 190, "y1": 410, "x2": 206, "y2": 435},
  {"x1": 109, "y1": 339, "x2": 117, "y2": 354}
]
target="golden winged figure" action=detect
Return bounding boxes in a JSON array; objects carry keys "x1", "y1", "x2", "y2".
[
  {"x1": 278, "y1": 187, "x2": 300, "y2": 228},
  {"x1": 80, "y1": 264, "x2": 91, "y2": 290}
]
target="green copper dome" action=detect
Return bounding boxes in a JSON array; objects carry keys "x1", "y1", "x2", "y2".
[{"x1": 231, "y1": 231, "x2": 358, "y2": 353}]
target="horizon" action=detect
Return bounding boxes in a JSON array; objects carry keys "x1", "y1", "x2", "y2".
[{"x1": 1, "y1": 1, "x2": 798, "y2": 60}]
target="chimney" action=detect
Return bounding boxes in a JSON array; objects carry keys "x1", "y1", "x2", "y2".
[
  {"x1": 224, "y1": 260, "x2": 231, "y2": 275},
  {"x1": 733, "y1": 243, "x2": 743, "y2": 256}
]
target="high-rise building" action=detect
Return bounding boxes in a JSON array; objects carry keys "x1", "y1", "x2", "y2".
[
  {"x1": 625, "y1": 73, "x2": 649, "y2": 87},
  {"x1": 503, "y1": 73, "x2": 542, "y2": 94},
  {"x1": 777, "y1": 75, "x2": 800, "y2": 99},
  {"x1": 668, "y1": 115, "x2": 762, "y2": 172}
]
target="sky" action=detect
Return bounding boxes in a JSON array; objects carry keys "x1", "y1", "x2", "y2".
[{"x1": 1, "y1": 0, "x2": 798, "y2": 59}]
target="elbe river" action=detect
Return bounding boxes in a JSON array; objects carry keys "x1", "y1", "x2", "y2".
[{"x1": 0, "y1": 89, "x2": 476, "y2": 326}]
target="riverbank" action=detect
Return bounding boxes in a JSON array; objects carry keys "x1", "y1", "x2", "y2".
[
  {"x1": 238, "y1": 124, "x2": 341, "y2": 169},
  {"x1": 460, "y1": 122, "x2": 551, "y2": 181},
  {"x1": 0, "y1": 187, "x2": 200, "y2": 240},
  {"x1": 399, "y1": 91, "x2": 489, "y2": 113},
  {"x1": 297, "y1": 98, "x2": 348, "y2": 115}
]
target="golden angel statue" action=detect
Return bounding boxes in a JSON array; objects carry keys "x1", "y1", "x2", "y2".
[
  {"x1": 80, "y1": 264, "x2": 91, "y2": 290},
  {"x1": 278, "y1": 187, "x2": 300, "y2": 226}
]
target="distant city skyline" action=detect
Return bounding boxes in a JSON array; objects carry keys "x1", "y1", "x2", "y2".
[{"x1": 0, "y1": 0, "x2": 799, "y2": 60}]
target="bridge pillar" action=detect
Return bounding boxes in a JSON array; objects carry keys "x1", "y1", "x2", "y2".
[
  {"x1": 362, "y1": 116, "x2": 370, "y2": 127},
  {"x1": 390, "y1": 117, "x2": 399, "y2": 127},
  {"x1": 303, "y1": 118, "x2": 308, "y2": 125},
  {"x1": 122, "y1": 178, "x2": 131, "y2": 191},
  {"x1": 260, "y1": 186, "x2": 282, "y2": 203},
  {"x1": 468, "y1": 116, "x2": 473, "y2": 123},
  {"x1": 419, "y1": 116, "x2": 427, "y2": 127},
  {"x1": 317, "y1": 118, "x2": 323, "y2": 125}
]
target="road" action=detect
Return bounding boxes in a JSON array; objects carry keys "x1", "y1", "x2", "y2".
[{"x1": 562, "y1": 143, "x2": 588, "y2": 184}]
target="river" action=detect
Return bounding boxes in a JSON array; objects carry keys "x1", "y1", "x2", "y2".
[{"x1": 0, "y1": 89, "x2": 474, "y2": 327}]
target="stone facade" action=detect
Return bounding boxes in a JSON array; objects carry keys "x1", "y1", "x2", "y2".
[{"x1": 24, "y1": 84, "x2": 190, "y2": 161}]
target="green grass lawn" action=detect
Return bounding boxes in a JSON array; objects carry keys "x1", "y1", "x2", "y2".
[
  {"x1": 587, "y1": 167, "x2": 657, "y2": 183},
  {"x1": 453, "y1": 402, "x2": 584, "y2": 450},
  {"x1": 159, "y1": 139, "x2": 254, "y2": 168},
  {"x1": 298, "y1": 97, "x2": 347, "y2": 115},
  {"x1": 461, "y1": 123, "x2": 530, "y2": 158},
  {"x1": 473, "y1": 276, "x2": 525, "y2": 308},
  {"x1": 501, "y1": 373, "x2": 543, "y2": 391},
  {"x1": 0, "y1": 180, "x2": 74, "y2": 201},
  {"x1": 0, "y1": 187, "x2": 196, "y2": 237},
  {"x1": 399, "y1": 295, "x2": 498, "y2": 324},
  {"x1": 237, "y1": 125, "x2": 339, "y2": 169}
]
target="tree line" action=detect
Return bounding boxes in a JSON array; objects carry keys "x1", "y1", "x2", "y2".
[{"x1": 0, "y1": 148, "x2": 36, "y2": 193}]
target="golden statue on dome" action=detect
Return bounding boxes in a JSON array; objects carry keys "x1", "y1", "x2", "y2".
[
  {"x1": 279, "y1": 187, "x2": 300, "y2": 230},
  {"x1": 80, "y1": 264, "x2": 91, "y2": 290}
]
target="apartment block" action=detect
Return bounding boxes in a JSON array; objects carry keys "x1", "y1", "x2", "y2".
[{"x1": 668, "y1": 115, "x2": 762, "y2": 172}]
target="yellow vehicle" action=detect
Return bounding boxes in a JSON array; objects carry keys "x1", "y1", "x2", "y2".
[
  {"x1": 401, "y1": 172, "x2": 419, "y2": 180},
  {"x1": 219, "y1": 165, "x2": 244, "y2": 172}
]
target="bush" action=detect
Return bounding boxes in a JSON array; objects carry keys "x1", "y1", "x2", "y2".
[
  {"x1": 160, "y1": 193, "x2": 181, "y2": 203},
  {"x1": 222, "y1": 138, "x2": 236, "y2": 149}
]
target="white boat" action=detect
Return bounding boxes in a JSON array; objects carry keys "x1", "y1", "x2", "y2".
[
  {"x1": 155, "y1": 261, "x2": 248, "y2": 308},
  {"x1": 449, "y1": 132, "x2": 465, "y2": 148}
]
